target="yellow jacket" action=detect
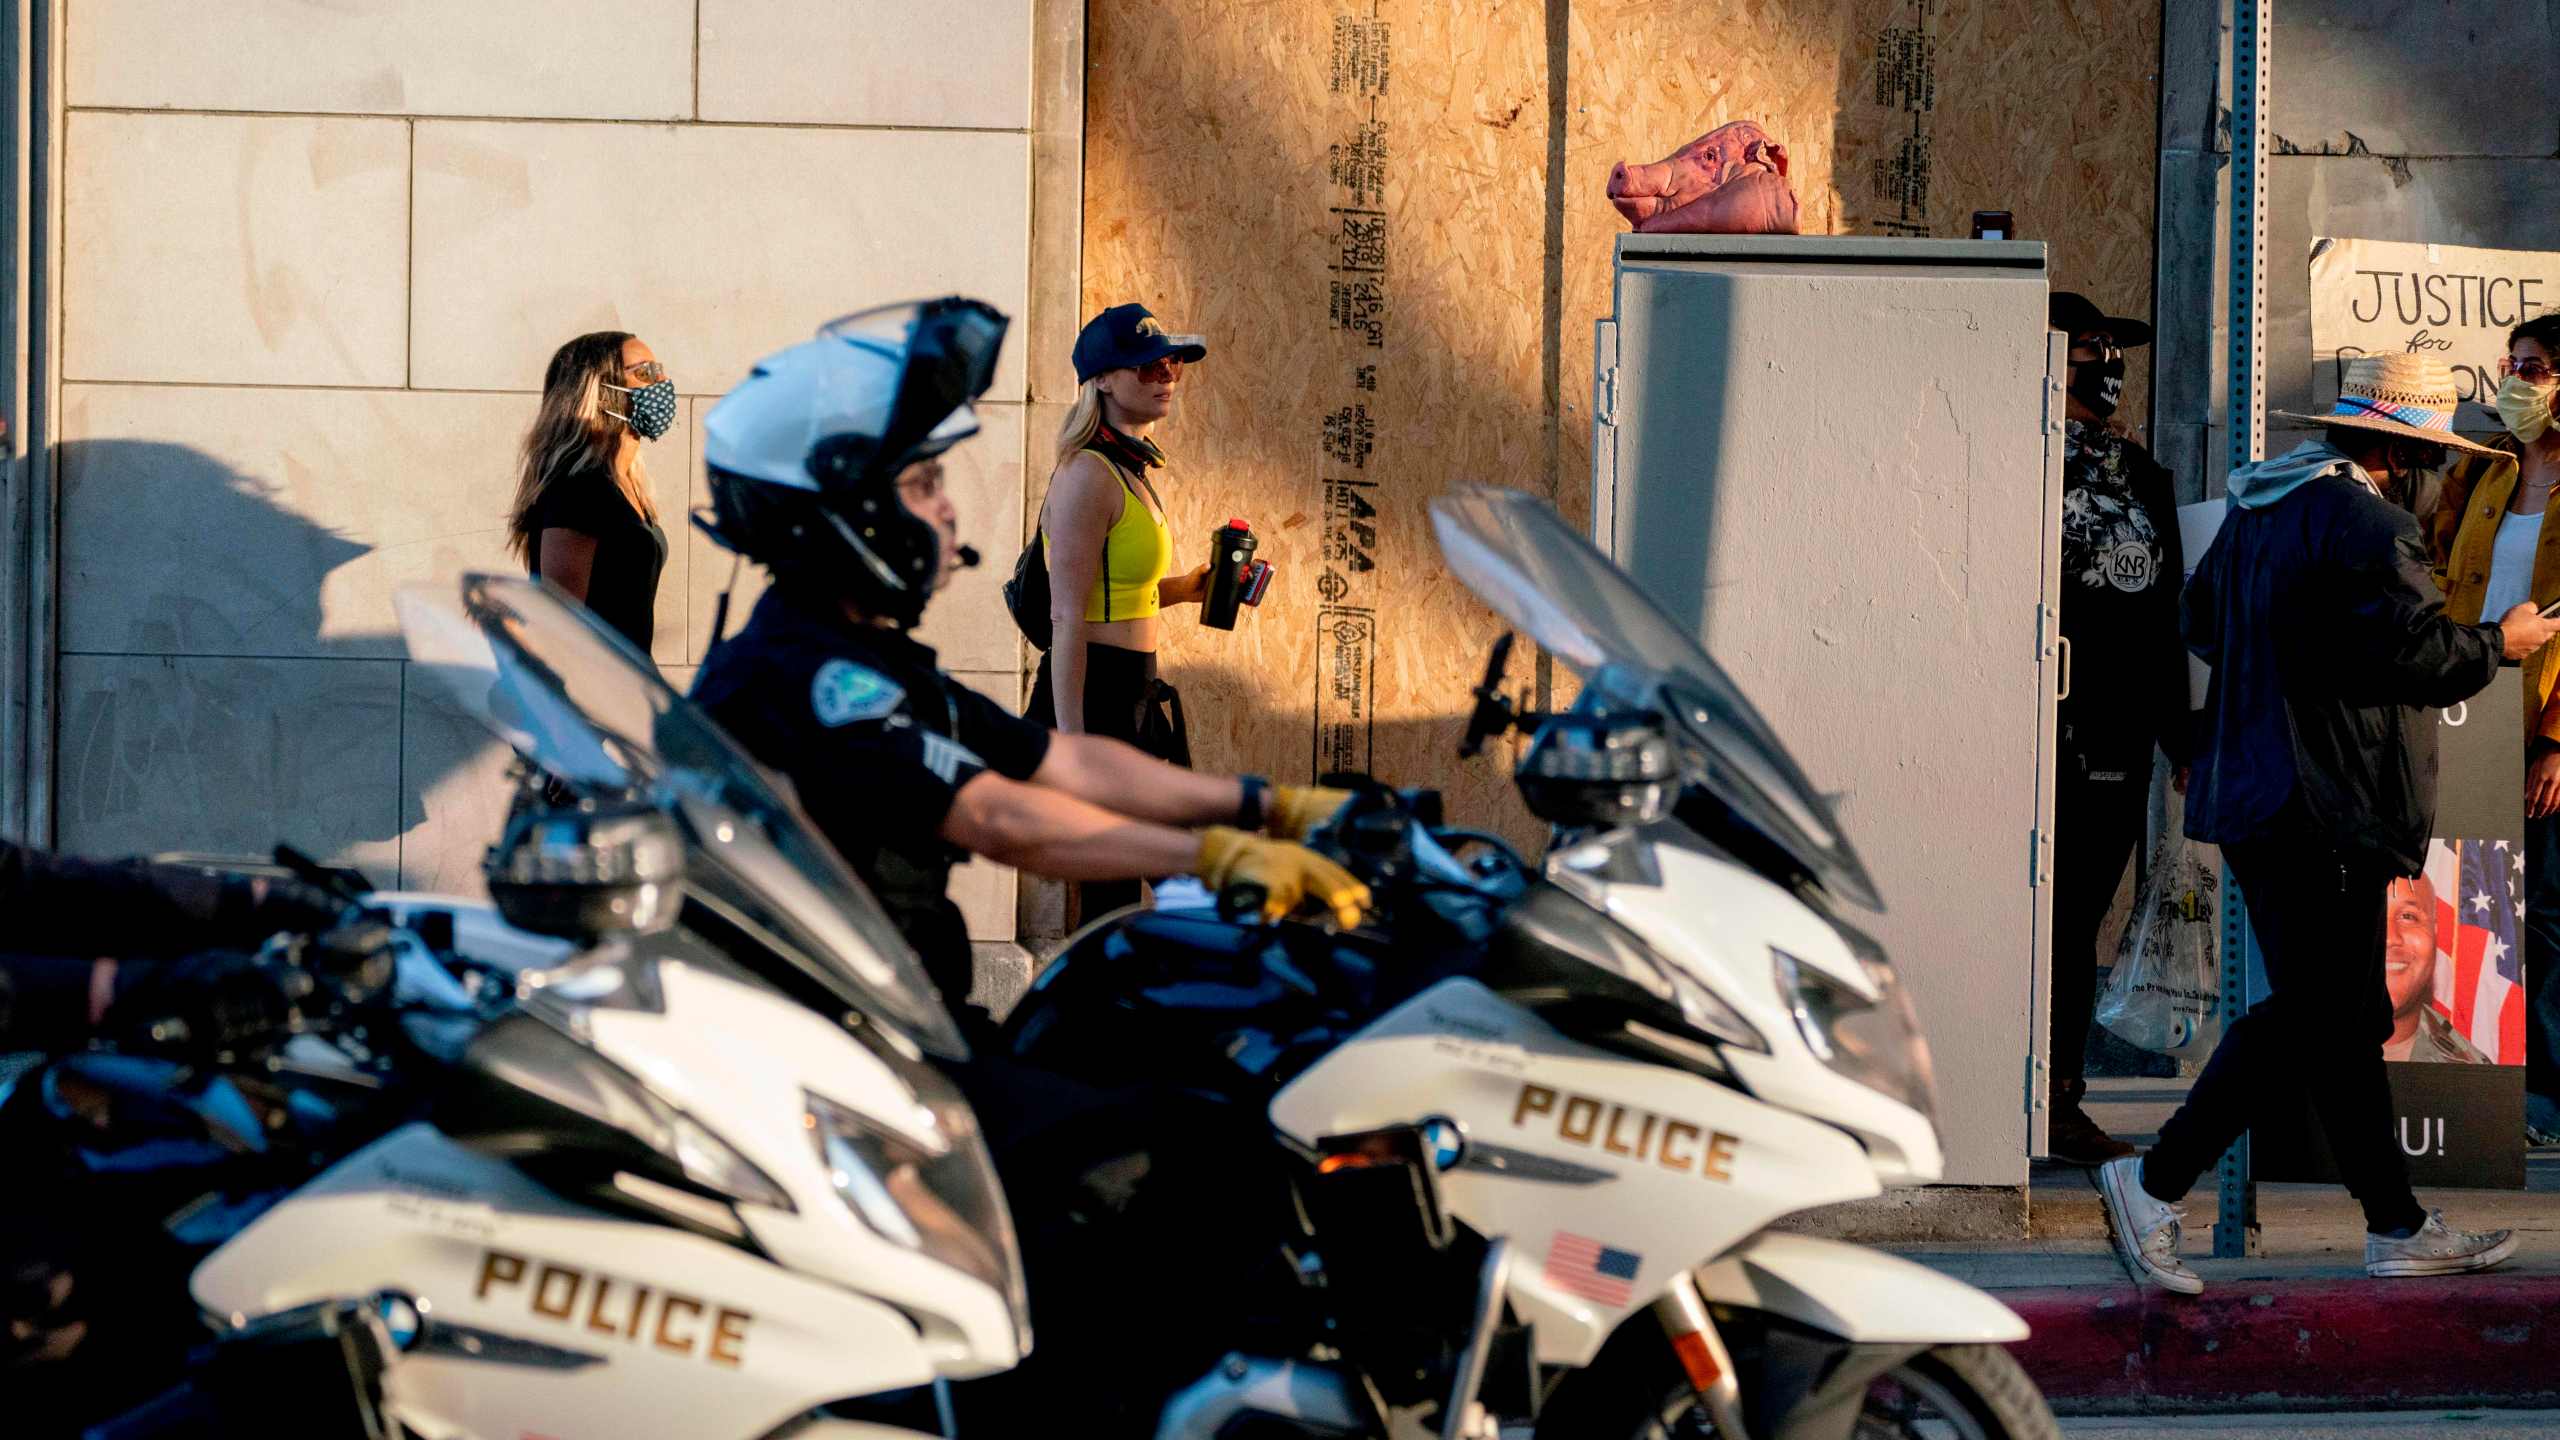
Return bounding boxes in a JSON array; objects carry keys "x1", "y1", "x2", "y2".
[{"x1": 2429, "y1": 436, "x2": 2560, "y2": 745}]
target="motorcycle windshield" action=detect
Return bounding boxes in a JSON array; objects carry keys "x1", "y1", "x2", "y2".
[
  {"x1": 1430, "y1": 486, "x2": 1882, "y2": 912},
  {"x1": 396, "y1": 574, "x2": 968, "y2": 1057}
]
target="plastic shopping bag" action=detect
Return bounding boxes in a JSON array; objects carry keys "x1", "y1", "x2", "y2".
[{"x1": 2095, "y1": 832, "x2": 2223, "y2": 1061}]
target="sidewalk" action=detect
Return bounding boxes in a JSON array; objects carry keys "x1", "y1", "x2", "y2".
[{"x1": 1892, "y1": 1082, "x2": 2560, "y2": 1414}]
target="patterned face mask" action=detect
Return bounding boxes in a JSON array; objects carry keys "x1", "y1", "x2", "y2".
[
  {"x1": 605, "y1": 378, "x2": 678, "y2": 441},
  {"x1": 2070, "y1": 345, "x2": 2127, "y2": 420}
]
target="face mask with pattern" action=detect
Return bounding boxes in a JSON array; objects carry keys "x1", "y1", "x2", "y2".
[
  {"x1": 2070, "y1": 344, "x2": 2126, "y2": 420},
  {"x1": 606, "y1": 379, "x2": 678, "y2": 441}
]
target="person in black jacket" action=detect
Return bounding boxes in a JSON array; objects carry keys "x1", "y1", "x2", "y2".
[
  {"x1": 0, "y1": 839, "x2": 341, "y2": 1052},
  {"x1": 2096, "y1": 356, "x2": 2559, "y2": 1295},
  {"x1": 2047, "y1": 293, "x2": 2195, "y2": 1164}
]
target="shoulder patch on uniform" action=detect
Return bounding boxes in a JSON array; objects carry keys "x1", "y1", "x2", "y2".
[{"x1": 811, "y1": 658, "x2": 904, "y2": 728}]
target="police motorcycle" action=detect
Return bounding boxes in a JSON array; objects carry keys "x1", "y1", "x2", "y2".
[
  {"x1": 984, "y1": 485, "x2": 2056, "y2": 1440},
  {"x1": 0, "y1": 865, "x2": 481, "y2": 1439},
  {"x1": 70, "y1": 573, "x2": 1028, "y2": 1440}
]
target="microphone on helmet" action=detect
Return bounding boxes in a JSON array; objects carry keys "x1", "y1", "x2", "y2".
[{"x1": 954, "y1": 544, "x2": 982, "y2": 569}]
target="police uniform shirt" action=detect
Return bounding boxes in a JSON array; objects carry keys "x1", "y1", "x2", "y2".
[{"x1": 691, "y1": 587, "x2": 1051, "y2": 996}]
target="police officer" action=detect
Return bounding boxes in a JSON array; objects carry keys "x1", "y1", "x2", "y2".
[
  {"x1": 689, "y1": 299, "x2": 1365, "y2": 1011},
  {"x1": 0, "y1": 838, "x2": 344, "y2": 1052}
]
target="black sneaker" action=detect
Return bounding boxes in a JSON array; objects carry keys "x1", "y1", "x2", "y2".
[{"x1": 2049, "y1": 1103, "x2": 2136, "y2": 1166}]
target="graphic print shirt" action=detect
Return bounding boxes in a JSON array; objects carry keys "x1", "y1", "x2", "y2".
[{"x1": 2060, "y1": 420, "x2": 2182, "y2": 770}]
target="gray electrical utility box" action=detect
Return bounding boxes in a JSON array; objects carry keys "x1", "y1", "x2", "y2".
[{"x1": 1591, "y1": 234, "x2": 2065, "y2": 1186}]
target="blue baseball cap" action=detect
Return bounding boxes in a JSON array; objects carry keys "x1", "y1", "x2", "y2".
[{"x1": 1072, "y1": 303, "x2": 1208, "y2": 384}]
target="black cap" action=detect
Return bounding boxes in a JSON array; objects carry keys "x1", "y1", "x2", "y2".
[
  {"x1": 2050, "y1": 292, "x2": 2152, "y2": 349},
  {"x1": 1072, "y1": 303, "x2": 1208, "y2": 383}
]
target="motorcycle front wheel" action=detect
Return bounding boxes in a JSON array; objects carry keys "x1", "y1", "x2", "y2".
[{"x1": 1534, "y1": 1334, "x2": 2059, "y2": 1440}]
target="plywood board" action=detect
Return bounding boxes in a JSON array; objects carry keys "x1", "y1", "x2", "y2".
[
  {"x1": 1562, "y1": 0, "x2": 2163, "y2": 536},
  {"x1": 1085, "y1": 0, "x2": 2161, "y2": 831},
  {"x1": 1081, "y1": 0, "x2": 1554, "y2": 834},
  {"x1": 1831, "y1": 0, "x2": 2162, "y2": 428}
]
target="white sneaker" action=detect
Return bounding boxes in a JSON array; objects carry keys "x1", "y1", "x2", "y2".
[
  {"x1": 2097, "y1": 1155, "x2": 2204, "y2": 1295},
  {"x1": 2365, "y1": 1211, "x2": 2519, "y2": 1279}
]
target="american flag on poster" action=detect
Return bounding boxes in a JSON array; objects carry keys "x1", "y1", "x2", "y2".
[
  {"x1": 2416, "y1": 839, "x2": 2528, "y2": 1066},
  {"x1": 1544, "y1": 1231, "x2": 1641, "y2": 1307}
]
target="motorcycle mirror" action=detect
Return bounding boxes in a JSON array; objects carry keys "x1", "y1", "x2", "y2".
[{"x1": 1459, "y1": 632, "x2": 1523, "y2": 760}]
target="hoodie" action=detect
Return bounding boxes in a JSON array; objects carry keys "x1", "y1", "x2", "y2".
[{"x1": 2225, "y1": 437, "x2": 2378, "y2": 510}]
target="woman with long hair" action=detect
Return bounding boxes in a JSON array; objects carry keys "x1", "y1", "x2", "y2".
[
  {"x1": 1028, "y1": 304, "x2": 1213, "y2": 920},
  {"x1": 504, "y1": 330, "x2": 676, "y2": 656}
]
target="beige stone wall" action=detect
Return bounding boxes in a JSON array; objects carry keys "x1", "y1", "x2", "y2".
[{"x1": 49, "y1": 0, "x2": 1071, "y2": 941}]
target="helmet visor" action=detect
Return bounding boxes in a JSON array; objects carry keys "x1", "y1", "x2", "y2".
[{"x1": 816, "y1": 298, "x2": 1008, "y2": 486}]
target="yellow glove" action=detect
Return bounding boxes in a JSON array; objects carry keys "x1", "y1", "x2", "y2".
[
  {"x1": 1196, "y1": 826, "x2": 1372, "y2": 929},
  {"x1": 1267, "y1": 785, "x2": 1357, "y2": 841}
]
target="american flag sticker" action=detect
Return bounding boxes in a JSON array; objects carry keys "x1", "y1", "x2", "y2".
[
  {"x1": 2406, "y1": 839, "x2": 2528, "y2": 1065},
  {"x1": 1544, "y1": 1230, "x2": 1642, "y2": 1307}
]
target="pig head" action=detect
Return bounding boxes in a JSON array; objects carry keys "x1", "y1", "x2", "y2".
[{"x1": 1609, "y1": 121, "x2": 1800, "y2": 236}]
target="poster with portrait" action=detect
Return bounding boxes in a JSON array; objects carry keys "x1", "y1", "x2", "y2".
[
  {"x1": 2258, "y1": 674, "x2": 2530, "y2": 1189},
  {"x1": 2388, "y1": 840, "x2": 2529, "y2": 1067},
  {"x1": 2309, "y1": 235, "x2": 2560, "y2": 432}
]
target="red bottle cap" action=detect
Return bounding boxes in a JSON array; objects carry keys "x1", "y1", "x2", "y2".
[{"x1": 1224, "y1": 517, "x2": 1251, "y2": 531}]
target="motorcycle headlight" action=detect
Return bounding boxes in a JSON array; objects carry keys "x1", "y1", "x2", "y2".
[
  {"x1": 1771, "y1": 931, "x2": 1939, "y2": 1124},
  {"x1": 463, "y1": 1007, "x2": 796, "y2": 1214},
  {"x1": 804, "y1": 1057, "x2": 1028, "y2": 1350}
]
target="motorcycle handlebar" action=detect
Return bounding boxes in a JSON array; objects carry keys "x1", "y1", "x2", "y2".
[
  {"x1": 1216, "y1": 879, "x2": 1272, "y2": 924},
  {"x1": 1220, "y1": 785, "x2": 1525, "y2": 931}
]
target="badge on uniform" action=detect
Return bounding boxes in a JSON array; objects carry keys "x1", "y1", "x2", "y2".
[{"x1": 811, "y1": 659, "x2": 903, "y2": 728}]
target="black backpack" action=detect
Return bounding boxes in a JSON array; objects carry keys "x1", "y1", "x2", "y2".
[{"x1": 1003, "y1": 531, "x2": 1052, "y2": 651}]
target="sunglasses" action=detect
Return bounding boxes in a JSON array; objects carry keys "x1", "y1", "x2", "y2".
[
  {"x1": 2501, "y1": 356, "x2": 2554, "y2": 383},
  {"x1": 1133, "y1": 357, "x2": 1185, "y2": 383},
  {"x1": 895, "y1": 462, "x2": 947, "y2": 502}
]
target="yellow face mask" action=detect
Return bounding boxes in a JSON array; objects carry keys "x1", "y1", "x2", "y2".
[{"x1": 2496, "y1": 373, "x2": 2553, "y2": 445}]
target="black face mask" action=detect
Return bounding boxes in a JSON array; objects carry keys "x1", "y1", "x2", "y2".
[
  {"x1": 2379, "y1": 441, "x2": 2442, "y2": 507},
  {"x1": 2070, "y1": 346, "x2": 2127, "y2": 420}
]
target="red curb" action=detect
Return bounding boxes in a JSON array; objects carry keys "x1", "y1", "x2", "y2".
[{"x1": 2005, "y1": 1274, "x2": 2560, "y2": 1414}]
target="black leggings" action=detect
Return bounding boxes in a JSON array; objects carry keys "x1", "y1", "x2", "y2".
[{"x1": 1028, "y1": 642, "x2": 1183, "y2": 923}]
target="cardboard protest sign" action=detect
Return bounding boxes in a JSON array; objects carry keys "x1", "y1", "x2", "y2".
[{"x1": 2310, "y1": 235, "x2": 2560, "y2": 433}]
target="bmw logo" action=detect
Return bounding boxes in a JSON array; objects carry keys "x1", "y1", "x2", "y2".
[
  {"x1": 374, "y1": 1291, "x2": 423, "y2": 1351},
  {"x1": 1420, "y1": 1116, "x2": 1466, "y2": 1171}
]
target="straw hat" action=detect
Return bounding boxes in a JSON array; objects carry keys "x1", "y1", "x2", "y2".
[{"x1": 2274, "y1": 354, "x2": 2500, "y2": 458}]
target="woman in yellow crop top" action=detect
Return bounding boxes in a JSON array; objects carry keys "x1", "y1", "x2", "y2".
[{"x1": 1029, "y1": 304, "x2": 1216, "y2": 918}]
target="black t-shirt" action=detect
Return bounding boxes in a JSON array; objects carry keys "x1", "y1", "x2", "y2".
[
  {"x1": 2059, "y1": 423, "x2": 2189, "y2": 772},
  {"x1": 528, "y1": 465, "x2": 667, "y2": 657},
  {"x1": 690, "y1": 587, "x2": 1052, "y2": 1001}
]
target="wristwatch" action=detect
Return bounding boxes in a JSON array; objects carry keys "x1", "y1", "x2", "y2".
[{"x1": 1236, "y1": 775, "x2": 1271, "y2": 829}]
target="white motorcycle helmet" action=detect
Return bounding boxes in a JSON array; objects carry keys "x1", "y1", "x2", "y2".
[{"x1": 701, "y1": 297, "x2": 1008, "y2": 628}]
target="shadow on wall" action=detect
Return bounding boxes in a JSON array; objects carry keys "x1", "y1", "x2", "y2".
[
  {"x1": 51, "y1": 439, "x2": 497, "y2": 886},
  {"x1": 1614, "y1": 279, "x2": 1738, "y2": 639},
  {"x1": 1151, "y1": 653, "x2": 1541, "y2": 844}
]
